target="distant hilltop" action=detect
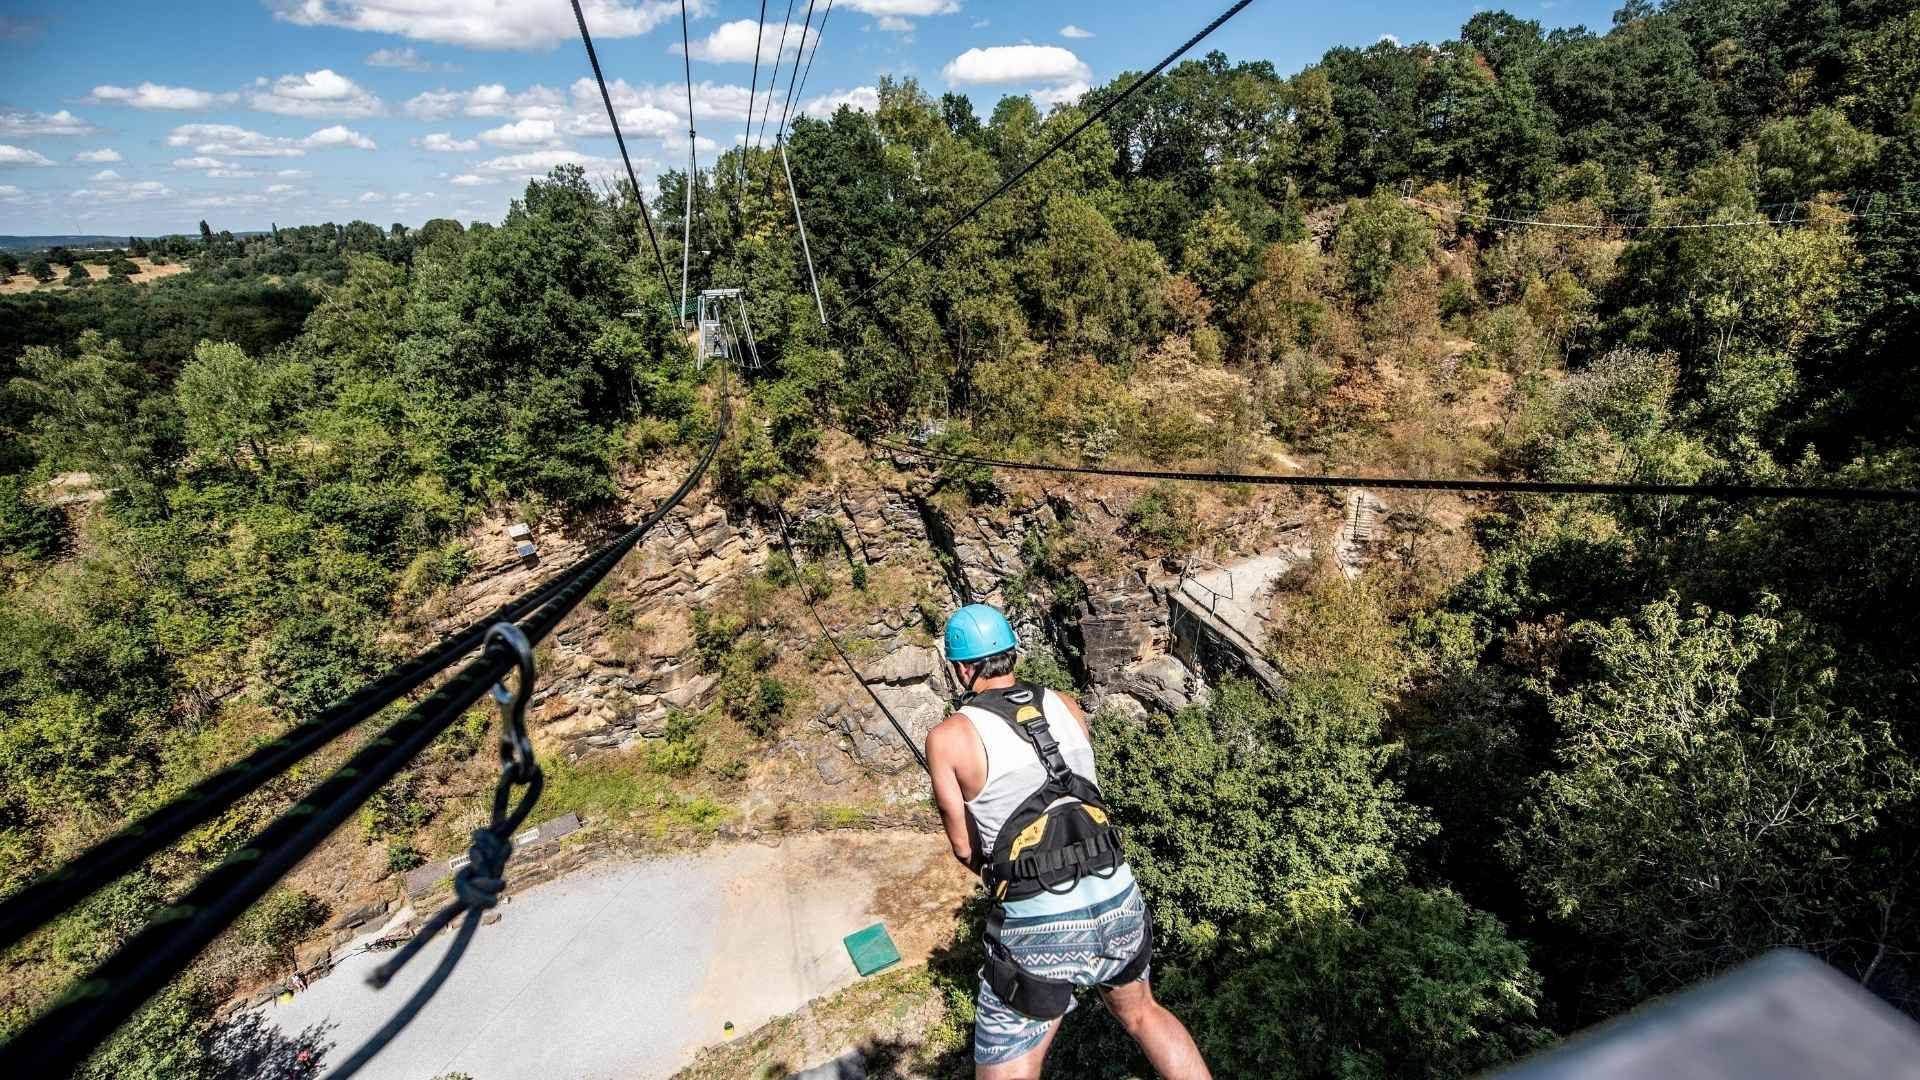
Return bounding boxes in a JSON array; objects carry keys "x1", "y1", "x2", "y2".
[{"x1": 0, "y1": 232, "x2": 268, "y2": 252}]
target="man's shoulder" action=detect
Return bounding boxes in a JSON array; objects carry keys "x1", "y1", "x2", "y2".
[{"x1": 927, "y1": 710, "x2": 974, "y2": 750}]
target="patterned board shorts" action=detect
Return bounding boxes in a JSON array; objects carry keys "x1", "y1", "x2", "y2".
[{"x1": 974, "y1": 881, "x2": 1152, "y2": 1065}]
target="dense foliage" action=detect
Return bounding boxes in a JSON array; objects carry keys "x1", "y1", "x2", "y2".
[{"x1": 4, "y1": 0, "x2": 1919, "y2": 1074}]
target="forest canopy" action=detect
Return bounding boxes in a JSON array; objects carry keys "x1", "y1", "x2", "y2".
[{"x1": 4, "y1": 1, "x2": 1919, "y2": 1075}]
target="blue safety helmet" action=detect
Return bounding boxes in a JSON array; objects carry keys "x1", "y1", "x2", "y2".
[{"x1": 944, "y1": 603, "x2": 1017, "y2": 662}]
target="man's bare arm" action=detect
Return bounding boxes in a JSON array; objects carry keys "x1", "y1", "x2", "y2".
[{"x1": 926, "y1": 717, "x2": 981, "y2": 875}]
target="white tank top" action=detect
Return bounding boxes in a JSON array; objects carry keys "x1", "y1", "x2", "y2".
[
  {"x1": 959, "y1": 687, "x2": 1134, "y2": 916},
  {"x1": 960, "y1": 687, "x2": 1098, "y2": 857}
]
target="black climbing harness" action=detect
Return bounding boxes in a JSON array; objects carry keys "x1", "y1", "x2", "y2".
[{"x1": 964, "y1": 684, "x2": 1150, "y2": 1020}]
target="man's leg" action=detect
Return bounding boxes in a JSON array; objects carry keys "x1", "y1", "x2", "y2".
[
  {"x1": 975, "y1": 1017, "x2": 1060, "y2": 1080},
  {"x1": 1100, "y1": 978, "x2": 1211, "y2": 1080}
]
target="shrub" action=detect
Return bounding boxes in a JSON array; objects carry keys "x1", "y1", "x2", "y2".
[
  {"x1": 0, "y1": 476, "x2": 66, "y2": 559},
  {"x1": 385, "y1": 842, "x2": 425, "y2": 873},
  {"x1": 1124, "y1": 483, "x2": 1198, "y2": 555}
]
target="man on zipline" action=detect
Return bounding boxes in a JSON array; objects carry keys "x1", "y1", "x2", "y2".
[{"x1": 927, "y1": 604, "x2": 1211, "y2": 1079}]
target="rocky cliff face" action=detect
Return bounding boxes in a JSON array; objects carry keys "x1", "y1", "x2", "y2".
[{"x1": 433, "y1": 458, "x2": 1380, "y2": 803}]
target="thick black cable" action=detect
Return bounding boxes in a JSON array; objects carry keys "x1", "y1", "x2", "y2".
[
  {"x1": 775, "y1": 509, "x2": 929, "y2": 774},
  {"x1": 741, "y1": 0, "x2": 768, "y2": 192},
  {"x1": 869, "y1": 437, "x2": 1920, "y2": 504},
  {"x1": 756, "y1": 0, "x2": 797, "y2": 153},
  {"x1": 571, "y1": 0, "x2": 677, "y2": 303},
  {"x1": 786, "y1": 0, "x2": 833, "y2": 122},
  {"x1": 0, "y1": 374, "x2": 734, "y2": 1079},
  {"x1": 0, "y1": 512, "x2": 631, "y2": 953},
  {"x1": 842, "y1": 0, "x2": 1257, "y2": 311},
  {"x1": 776, "y1": 0, "x2": 818, "y2": 140}
]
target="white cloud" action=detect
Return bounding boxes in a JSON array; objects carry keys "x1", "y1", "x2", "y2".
[
  {"x1": 0, "y1": 145, "x2": 56, "y2": 167},
  {"x1": 187, "y1": 193, "x2": 268, "y2": 208},
  {"x1": 0, "y1": 184, "x2": 22, "y2": 197},
  {"x1": 366, "y1": 46, "x2": 457, "y2": 72},
  {"x1": 567, "y1": 76, "x2": 751, "y2": 125},
  {"x1": 359, "y1": 191, "x2": 384, "y2": 202},
  {"x1": 89, "y1": 82, "x2": 236, "y2": 110},
  {"x1": 841, "y1": 0, "x2": 958, "y2": 15},
  {"x1": 449, "y1": 173, "x2": 499, "y2": 186},
  {"x1": 874, "y1": 15, "x2": 913, "y2": 32},
  {"x1": 73, "y1": 148, "x2": 123, "y2": 163},
  {"x1": 943, "y1": 45, "x2": 1091, "y2": 87},
  {"x1": 419, "y1": 132, "x2": 480, "y2": 152},
  {"x1": 210, "y1": 167, "x2": 265, "y2": 179},
  {"x1": 971, "y1": 18, "x2": 989, "y2": 28},
  {"x1": 474, "y1": 148, "x2": 628, "y2": 180},
  {"x1": 249, "y1": 69, "x2": 385, "y2": 118},
  {"x1": 305, "y1": 125, "x2": 379, "y2": 150},
  {"x1": 272, "y1": 0, "x2": 693, "y2": 51},
  {"x1": 266, "y1": 183, "x2": 299, "y2": 194},
  {"x1": 277, "y1": 168, "x2": 310, "y2": 178},
  {"x1": 167, "y1": 123, "x2": 377, "y2": 157},
  {"x1": 71, "y1": 178, "x2": 172, "y2": 203},
  {"x1": 478, "y1": 118, "x2": 565, "y2": 148},
  {"x1": 404, "y1": 83, "x2": 564, "y2": 120},
  {"x1": 90, "y1": 169, "x2": 122, "y2": 180},
  {"x1": 680, "y1": 19, "x2": 817, "y2": 62},
  {"x1": 1059, "y1": 24, "x2": 1093, "y2": 39},
  {"x1": 173, "y1": 155, "x2": 232, "y2": 169},
  {"x1": 799, "y1": 86, "x2": 879, "y2": 119},
  {"x1": 0, "y1": 109, "x2": 100, "y2": 137},
  {"x1": 1378, "y1": 33, "x2": 1401, "y2": 46},
  {"x1": 1032, "y1": 81, "x2": 1090, "y2": 107}
]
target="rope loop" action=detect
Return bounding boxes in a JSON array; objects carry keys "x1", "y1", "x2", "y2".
[{"x1": 452, "y1": 827, "x2": 512, "y2": 911}]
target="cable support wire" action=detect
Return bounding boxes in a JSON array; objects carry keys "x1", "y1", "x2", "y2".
[
  {"x1": 867, "y1": 436, "x2": 1920, "y2": 504},
  {"x1": 741, "y1": 0, "x2": 768, "y2": 194},
  {"x1": 678, "y1": 0, "x2": 697, "y2": 323},
  {"x1": 0, "y1": 370, "x2": 735, "y2": 1079},
  {"x1": 756, "y1": 0, "x2": 798, "y2": 153},
  {"x1": 775, "y1": 508, "x2": 930, "y2": 774},
  {"x1": 788, "y1": 0, "x2": 833, "y2": 120},
  {"x1": 776, "y1": 0, "x2": 818, "y2": 141},
  {"x1": 1405, "y1": 193, "x2": 1916, "y2": 233},
  {"x1": 842, "y1": 0, "x2": 1256, "y2": 312},
  {"x1": 570, "y1": 0, "x2": 675, "y2": 306}
]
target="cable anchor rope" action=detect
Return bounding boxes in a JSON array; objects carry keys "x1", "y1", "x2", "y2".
[{"x1": 324, "y1": 622, "x2": 546, "y2": 1079}]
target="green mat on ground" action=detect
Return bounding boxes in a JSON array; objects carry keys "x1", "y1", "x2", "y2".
[{"x1": 844, "y1": 923, "x2": 902, "y2": 977}]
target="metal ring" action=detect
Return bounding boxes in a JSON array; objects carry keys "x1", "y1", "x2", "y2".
[{"x1": 483, "y1": 622, "x2": 537, "y2": 783}]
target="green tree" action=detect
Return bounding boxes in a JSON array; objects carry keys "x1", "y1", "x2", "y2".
[
  {"x1": 175, "y1": 341, "x2": 309, "y2": 476},
  {"x1": 1187, "y1": 883, "x2": 1549, "y2": 1078},
  {"x1": 10, "y1": 332, "x2": 180, "y2": 500},
  {"x1": 1332, "y1": 193, "x2": 1434, "y2": 304},
  {"x1": 1509, "y1": 595, "x2": 1917, "y2": 1009},
  {"x1": 28, "y1": 257, "x2": 54, "y2": 283}
]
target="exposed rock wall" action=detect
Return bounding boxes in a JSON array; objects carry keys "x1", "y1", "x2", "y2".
[{"x1": 434, "y1": 467, "x2": 1343, "y2": 795}]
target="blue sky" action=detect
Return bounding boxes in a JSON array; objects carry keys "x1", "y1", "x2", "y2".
[{"x1": 0, "y1": 1, "x2": 1621, "y2": 236}]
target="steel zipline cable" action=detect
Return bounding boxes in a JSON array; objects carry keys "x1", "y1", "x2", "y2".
[
  {"x1": 756, "y1": 0, "x2": 798, "y2": 154},
  {"x1": 866, "y1": 436, "x2": 1920, "y2": 505},
  {"x1": 775, "y1": 0, "x2": 819, "y2": 142},
  {"x1": 741, "y1": 0, "x2": 769, "y2": 193},
  {"x1": 841, "y1": 0, "x2": 1257, "y2": 313},
  {"x1": 571, "y1": 0, "x2": 677, "y2": 304},
  {"x1": 0, "y1": 375, "x2": 734, "y2": 1079},
  {"x1": 787, "y1": 0, "x2": 834, "y2": 120},
  {"x1": 775, "y1": 508, "x2": 929, "y2": 774}
]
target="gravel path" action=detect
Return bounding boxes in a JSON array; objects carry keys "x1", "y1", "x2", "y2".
[{"x1": 263, "y1": 831, "x2": 965, "y2": 1080}]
